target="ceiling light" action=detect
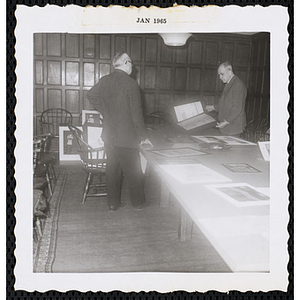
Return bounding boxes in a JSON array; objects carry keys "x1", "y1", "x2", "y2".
[{"x1": 159, "y1": 33, "x2": 192, "y2": 46}]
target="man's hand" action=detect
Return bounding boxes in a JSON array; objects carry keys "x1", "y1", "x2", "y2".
[
  {"x1": 140, "y1": 138, "x2": 153, "y2": 150},
  {"x1": 216, "y1": 120, "x2": 229, "y2": 129},
  {"x1": 205, "y1": 105, "x2": 215, "y2": 112}
]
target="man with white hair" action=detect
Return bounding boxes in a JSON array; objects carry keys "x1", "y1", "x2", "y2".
[
  {"x1": 206, "y1": 61, "x2": 247, "y2": 136},
  {"x1": 87, "y1": 53, "x2": 152, "y2": 212}
]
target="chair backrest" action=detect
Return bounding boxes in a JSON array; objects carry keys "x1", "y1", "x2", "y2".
[
  {"x1": 33, "y1": 134, "x2": 51, "y2": 173},
  {"x1": 68, "y1": 124, "x2": 106, "y2": 170},
  {"x1": 147, "y1": 111, "x2": 173, "y2": 125},
  {"x1": 242, "y1": 116, "x2": 270, "y2": 142},
  {"x1": 40, "y1": 108, "x2": 73, "y2": 136}
]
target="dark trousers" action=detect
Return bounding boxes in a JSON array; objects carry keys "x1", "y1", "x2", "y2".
[{"x1": 105, "y1": 144, "x2": 145, "y2": 208}]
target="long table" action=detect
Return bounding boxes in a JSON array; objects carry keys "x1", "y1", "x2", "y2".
[{"x1": 142, "y1": 126, "x2": 270, "y2": 272}]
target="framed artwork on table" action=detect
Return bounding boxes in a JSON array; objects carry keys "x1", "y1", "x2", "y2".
[
  {"x1": 205, "y1": 183, "x2": 270, "y2": 207},
  {"x1": 81, "y1": 110, "x2": 102, "y2": 125},
  {"x1": 151, "y1": 147, "x2": 207, "y2": 158},
  {"x1": 59, "y1": 126, "x2": 82, "y2": 161}
]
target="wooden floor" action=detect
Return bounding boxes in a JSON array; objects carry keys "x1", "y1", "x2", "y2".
[{"x1": 52, "y1": 164, "x2": 231, "y2": 273}]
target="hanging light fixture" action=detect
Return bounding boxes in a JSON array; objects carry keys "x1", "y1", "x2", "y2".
[{"x1": 159, "y1": 33, "x2": 192, "y2": 46}]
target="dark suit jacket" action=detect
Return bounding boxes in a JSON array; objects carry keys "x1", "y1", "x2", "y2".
[
  {"x1": 217, "y1": 75, "x2": 247, "y2": 135},
  {"x1": 86, "y1": 69, "x2": 147, "y2": 148}
]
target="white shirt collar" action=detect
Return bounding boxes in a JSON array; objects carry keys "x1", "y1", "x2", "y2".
[{"x1": 227, "y1": 74, "x2": 235, "y2": 84}]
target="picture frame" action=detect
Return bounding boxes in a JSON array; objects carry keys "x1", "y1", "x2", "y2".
[
  {"x1": 258, "y1": 141, "x2": 270, "y2": 161},
  {"x1": 205, "y1": 182, "x2": 270, "y2": 207},
  {"x1": 151, "y1": 147, "x2": 207, "y2": 158},
  {"x1": 59, "y1": 126, "x2": 82, "y2": 161},
  {"x1": 222, "y1": 163, "x2": 261, "y2": 173},
  {"x1": 81, "y1": 110, "x2": 102, "y2": 125}
]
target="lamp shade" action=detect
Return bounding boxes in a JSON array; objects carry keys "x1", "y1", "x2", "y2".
[{"x1": 159, "y1": 33, "x2": 192, "y2": 46}]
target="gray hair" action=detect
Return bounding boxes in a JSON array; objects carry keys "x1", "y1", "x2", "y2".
[
  {"x1": 219, "y1": 61, "x2": 233, "y2": 72},
  {"x1": 112, "y1": 53, "x2": 129, "y2": 68}
]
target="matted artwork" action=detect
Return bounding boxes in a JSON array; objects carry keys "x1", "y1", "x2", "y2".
[
  {"x1": 205, "y1": 183, "x2": 270, "y2": 207},
  {"x1": 159, "y1": 164, "x2": 232, "y2": 184},
  {"x1": 192, "y1": 135, "x2": 256, "y2": 146},
  {"x1": 84, "y1": 126, "x2": 104, "y2": 149},
  {"x1": 81, "y1": 110, "x2": 102, "y2": 125},
  {"x1": 222, "y1": 163, "x2": 261, "y2": 173},
  {"x1": 258, "y1": 141, "x2": 270, "y2": 161},
  {"x1": 151, "y1": 147, "x2": 207, "y2": 158},
  {"x1": 59, "y1": 126, "x2": 82, "y2": 161}
]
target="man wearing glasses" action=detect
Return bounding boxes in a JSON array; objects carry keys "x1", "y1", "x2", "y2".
[{"x1": 87, "y1": 53, "x2": 152, "y2": 212}]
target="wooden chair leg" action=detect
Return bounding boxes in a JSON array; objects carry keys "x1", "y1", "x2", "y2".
[
  {"x1": 49, "y1": 163, "x2": 56, "y2": 185},
  {"x1": 35, "y1": 218, "x2": 43, "y2": 239},
  {"x1": 45, "y1": 172, "x2": 53, "y2": 196},
  {"x1": 82, "y1": 172, "x2": 92, "y2": 204}
]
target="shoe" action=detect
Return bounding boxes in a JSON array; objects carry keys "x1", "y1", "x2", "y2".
[
  {"x1": 133, "y1": 202, "x2": 151, "y2": 211},
  {"x1": 108, "y1": 202, "x2": 127, "y2": 212}
]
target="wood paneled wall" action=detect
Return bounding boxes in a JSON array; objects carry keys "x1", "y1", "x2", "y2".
[
  {"x1": 246, "y1": 32, "x2": 270, "y2": 124},
  {"x1": 33, "y1": 32, "x2": 269, "y2": 134}
]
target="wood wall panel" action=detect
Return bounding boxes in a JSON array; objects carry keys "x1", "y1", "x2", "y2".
[
  {"x1": 33, "y1": 33, "x2": 269, "y2": 135},
  {"x1": 159, "y1": 67, "x2": 172, "y2": 90},
  {"x1": 144, "y1": 66, "x2": 156, "y2": 89},
  {"x1": 34, "y1": 33, "x2": 43, "y2": 56},
  {"x1": 175, "y1": 48, "x2": 188, "y2": 64},
  {"x1": 66, "y1": 62, "x2": 79, "y2": 86},
  {"x1": 190, "y1": 41, "x2": 203, "y2": 65},
  {"x1": 189, "y1": 69, "x2": 201, "y2": 91},
  {"x1": 247, "y1": 32, "x2": 270, "y2": 124},
  {"x1": 35, "y1": 60, "x2": 43, "y2": 85},
  {"x1": 115, "y1": 36, "x2": 127, "y2": 55},
  {"x1": 144, "y1": 93, "x2": 155, "y2": 113},
  {"x1": 175, "y1": 68, "x2": 187, "y2": 90},
  {"x1": 262, "y1": 71, "x2": 270, "y2": 94},
  {"x1": 258, "y1": 42, "x2": 267, "y2": 67},
  {"x1": 235, "y1": 44, "x2": 250, "y2": 67},
  {"x1": 83, "y1": 63, "x2": 95, "y2": 86},
  {"x1": 145, "y1": 38, "x2": 157, "y2": 62},
  {"x1": 47, "y1": 34, "x2": 61, "y2": 57},
  {"x1": 221, "y1": 43, "x2": 234, "y2": 64},
  {"x1": 173, "y1": 94, "x2": 187, "y2": 106},
  {"x1": 250, "y1": 71, "x2": 258, "y2": 93},
  {"x1": 205, "y1": 42, "x2": 219, "y2": 65},
  {"x1": 265, "y1": 41, "x2": 270, "y2": 66},
  {"x1": 158, "y1": 94, "x2": 172, "y2": 112},
  {"x1": 35, "y1": 89, "x2": 44, "y2": 113},
  {"x1": 99, "y1": 35, "x2": 111, "y2": 59},
  {"x1": 48, "y1": 89, "x2": 62, "y2": 108},
  {"x1": 130, "y1": 37, "x2": 142, "y2": 62},
  {"x1": 255, "y1": 71, "x2": 263, "y2": 95},
  {"x1": 83, "y1": 35, "x2": 95, "y2": 58},
  {"x1": 161, "y1": 44, "x2": 173, "y2": 63},
  {"x1": 66, "y1": 34, "x2": 79, "y2": 58},
  {"x1": 47, "y1": 61, "x2": 61, "y2": 85},
  {"x1": 66, "y1": 90, "x2": 80, "y2": 113},
  {"x1": 203, "y1": 69, "x2": 216, "y2": 92},
  {"x1": 251, "y1": 43, "x2": 259, "y2": 68}
]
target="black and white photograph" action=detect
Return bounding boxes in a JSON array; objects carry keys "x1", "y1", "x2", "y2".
[{"x1": 14, "y1": 4, "x2": 290, "y2": 293}]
